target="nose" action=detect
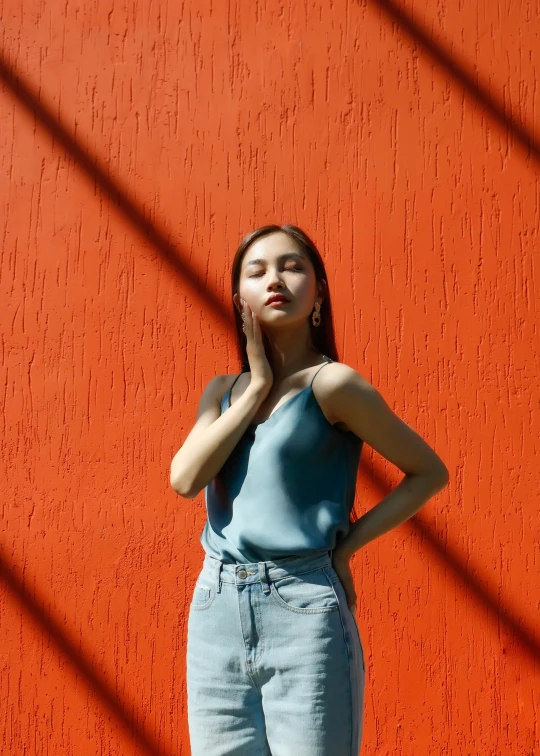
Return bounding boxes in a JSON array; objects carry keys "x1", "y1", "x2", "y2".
[{"x1": 266, "y1": 271, "x2": 285, "y2": 289}]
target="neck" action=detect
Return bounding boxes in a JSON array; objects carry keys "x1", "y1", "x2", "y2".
[{"x1": 261, "y1": 322, "x2": 320, "y2": 380}]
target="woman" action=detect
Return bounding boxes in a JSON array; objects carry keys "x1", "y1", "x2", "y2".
[{"x1": 170, "y1": 224, "x2": 449, "y2": 756}]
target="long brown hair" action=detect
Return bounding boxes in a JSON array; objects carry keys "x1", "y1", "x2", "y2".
[{"x1": 230, "y1": 224, "x2": 339, "y2": 372}]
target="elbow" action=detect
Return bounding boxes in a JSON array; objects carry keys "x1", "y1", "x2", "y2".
[
  {"x1": 170, "y1": 481, "x2": 197, "y2": 499},
  {"x1": 430, "y1": 461, "x2": 450, "y2": 491},
  {"x1": 409, "y1": 461, "x2": 449, "y2": 493},
  {"x1": 170, "y1": 457, "x2": 195, "y2": 497},
  {"x1": 170, "y1": 471, "x2": 197, "y2": 499}
]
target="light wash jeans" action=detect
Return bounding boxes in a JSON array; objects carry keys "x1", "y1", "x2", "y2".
[{"x1": 186, "y1": 549, "x2": 366, "y2": 755}]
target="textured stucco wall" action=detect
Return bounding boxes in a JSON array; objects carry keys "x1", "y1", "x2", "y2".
[{"x1": 1, "y1": 0, "x2": 539, "y2": 754}]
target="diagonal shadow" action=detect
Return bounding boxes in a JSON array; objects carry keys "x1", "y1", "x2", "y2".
[
  {"x1": 363, "y1": 471, "x2": 540, "y2": 663},
  {"x1": 368, "y1": 0, "x2": 540, "y2": 164},
  {"x1": 0, "y1": 53, "x2": 225, "y2": 319},
  {"x1": 1, "y1": 22, "x2": 538, "y2": 745},
  {"x1": 0, "y1": 549, "x2": 172, "y2": 756}
]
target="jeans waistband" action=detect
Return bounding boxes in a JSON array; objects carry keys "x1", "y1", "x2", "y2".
[{"x1": 201, "y1": 549, "x2": 334, "y2": 595}]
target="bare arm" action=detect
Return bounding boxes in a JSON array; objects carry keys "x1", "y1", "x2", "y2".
[
  {"x1": 169, "y1": 376, "x2": 268, "y2": 499},
  {"x1": 172, "y1": 300, "x2": 274, "y2": 499},
  {"x1": 323, "y1": 363, "x2": 449, "y2": 557}
]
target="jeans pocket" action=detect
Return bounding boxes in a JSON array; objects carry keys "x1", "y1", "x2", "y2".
[
  {"x1": 190, "y1": 576, "x2": 216, "y2": 611},
  {"x1": 269, "y1": 566, "x2": 339, "y2": 614}
]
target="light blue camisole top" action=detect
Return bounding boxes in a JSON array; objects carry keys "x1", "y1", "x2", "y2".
[{"x1": 200, "y1": 355, "x2": 363, "y2": 564}]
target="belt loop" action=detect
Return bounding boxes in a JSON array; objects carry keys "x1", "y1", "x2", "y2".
[
  {"x1": 258, "y1": 561, "x2": 271, "y2": 595},
  {"x1": 215, "y1": 560, "x2": 223, "y2": 593}
]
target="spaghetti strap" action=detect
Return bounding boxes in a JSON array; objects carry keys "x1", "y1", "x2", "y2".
[
  {"x1": 309, "y1": 354, "x2": 333, "y2": 387},
  {"x1": 227, "y1": 373, "x2": 243, "y2": 408},
  {"x1": 227, "y1": 359, "x2": 331, "y2": 407}
]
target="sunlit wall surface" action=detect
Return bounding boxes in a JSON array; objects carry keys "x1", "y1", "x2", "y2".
[{"x1": 1, "y1": 0, "x2": 538, "y2": 753}]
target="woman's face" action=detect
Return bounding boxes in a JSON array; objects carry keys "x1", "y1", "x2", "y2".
[{"x1": 234, "y1": 232, "x2": 321, "y2": 329}]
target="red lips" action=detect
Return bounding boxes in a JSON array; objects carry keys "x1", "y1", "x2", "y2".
[{"x1": 265, "y1": 294, "x2": 290, "y2": 305}]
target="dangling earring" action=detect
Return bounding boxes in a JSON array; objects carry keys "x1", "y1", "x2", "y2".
[
  {"x1": 312, "y1": 301, "x2": 321, "y2": 327},
  {"x1": 239, "y1": 298, "x2": 247, "y2": 333}
]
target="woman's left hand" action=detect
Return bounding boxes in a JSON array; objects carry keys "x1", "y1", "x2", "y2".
[{"x1": 331, "y1": 550, "x2": 357, "y2": 614}]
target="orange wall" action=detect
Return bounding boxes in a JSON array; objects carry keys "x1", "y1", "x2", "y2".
[{"x1": 1, "y1": 1, "x2": 538, "y2": 753}]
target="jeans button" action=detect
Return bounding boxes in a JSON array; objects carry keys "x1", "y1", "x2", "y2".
[{"x1": 237, "y1": 569, "x2": 247, "y2": 579}]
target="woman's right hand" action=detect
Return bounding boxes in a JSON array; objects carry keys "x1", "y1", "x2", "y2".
[{"x1": 241, "y1": 299, "x2": 274, "y2": 393}]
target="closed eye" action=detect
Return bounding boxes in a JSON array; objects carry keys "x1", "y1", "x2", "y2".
[{"x1": 249, "y1": 267, "x2": 303, "y2": 278}]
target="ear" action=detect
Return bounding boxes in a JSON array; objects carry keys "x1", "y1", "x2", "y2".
[
  {"x1": 317, "y1": 279, "x2": 327, "y2": 304},
  {"x1": 233, "y1": 293, "x2": 242, "y2": 314}
]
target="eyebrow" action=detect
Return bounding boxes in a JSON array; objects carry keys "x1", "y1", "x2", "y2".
[{"x1": 245, "y1": 252, "x2": 305, "y2": 267}]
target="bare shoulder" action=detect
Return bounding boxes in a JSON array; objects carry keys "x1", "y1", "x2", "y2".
[
  {"x1": 316, "y1": 360, "x2": 449, "y2": 480},
  {"x1": 193, "y1": 373, "x2": 225, "y2": 412},
  {"x1": 219, "y1": 371, "x2": 246, "y2": 399},
  {"x1": 318, "y1": 361, "x2": 373, "y2": 392},
  {"x1": 188, "y1": 371, "x2": 245, "y2": 428},
  {"x1": 313, "y1": 361, "x2": 374, "y2": 430},
  {"x1": 180, "y1": 373, "x2": 231, "y2": 442},
  {"x1": 199, "y1": 371, "x2": 248, "y2": 408}
]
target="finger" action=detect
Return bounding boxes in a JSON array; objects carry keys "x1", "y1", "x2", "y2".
[
  {"x1": 248, "y1": 305, "x2": 260, "y2": 341},
  {"x1": 252, "y1": 310, "x2": 262, "y2": 339},
  {"x1": 243, "y1": 301, "x2": 252, "y2": 338}
]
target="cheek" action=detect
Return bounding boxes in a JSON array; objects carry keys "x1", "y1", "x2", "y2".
[
  {"x1": 292, "y1": 276, "x2": 317, "y2": 304},
  {"x1": 240, "y1": 280, "x2": 260, "y2": 304}
]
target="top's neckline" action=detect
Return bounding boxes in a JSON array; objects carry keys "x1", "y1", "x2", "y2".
[
  {"x1": 244, "y1": 385, "x2": 311, "y2": 428},
  {"x1": 226, "y1": 356, "x2": 332, "y2": 429}
]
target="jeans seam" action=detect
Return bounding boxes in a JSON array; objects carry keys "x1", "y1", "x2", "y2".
[
  {"x1": 234, "y1": 585, "x2": 262, "y2": 691},
  {"x1": 253, "y1": 586, "x2": 265, "y2": 667},
  {"x1": 329, "y1": 579, "x2": 356, "y2": 755}
]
